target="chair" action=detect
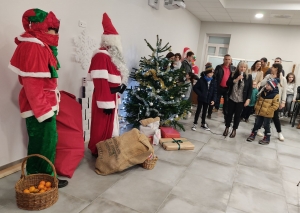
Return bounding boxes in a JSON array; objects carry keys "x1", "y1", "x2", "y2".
[{"x1": 290, "y1": 86, "x2": 300, "y2": 127}]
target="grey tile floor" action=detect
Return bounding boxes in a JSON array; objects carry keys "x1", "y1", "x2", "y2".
[{"x1": 1, "y1": 111, "x2": 300, "y2": 213}]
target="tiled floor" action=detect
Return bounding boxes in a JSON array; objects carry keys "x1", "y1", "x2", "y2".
[{"x1": 1, "y1": 111, "x2": 300, "y2": 213}]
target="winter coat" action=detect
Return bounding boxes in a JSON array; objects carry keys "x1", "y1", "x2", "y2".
[
  {"x1": 260, "y1": 73, "x2": 287, "y2": 104},
  {"x1": 193, "y1": 73, "x2": 217, "y2": 104},
  {"x1": 214, "y1": 64, "x2": 236, "y2": 86},
  {"x1": 227, "y1": 73, "x2": 253, "y2": 103},
  {"x1": 255, "y1": 88, "x2": 280, "y2": 118}
]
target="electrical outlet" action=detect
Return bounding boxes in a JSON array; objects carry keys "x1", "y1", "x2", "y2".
[{"x1": 78, "y1": 20, "x2": 87, "y2": 28}]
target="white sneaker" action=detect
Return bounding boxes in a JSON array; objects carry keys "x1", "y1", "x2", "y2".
[
  {"x1": 278, "y1": 132, "x2": 284, "y2": 141},
  {"x1": 257, "y1": 131, "x2": 264, "y2": 137},
  {"x1": 201, "y1": 123, "x2": 210, "y2": 131},
  {"x1": 191, "y1": 124, "x2": 197, "y2": 131}
]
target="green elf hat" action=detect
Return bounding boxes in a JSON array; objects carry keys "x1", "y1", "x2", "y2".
[{"x1": 22, "y1": 8, "x2": 60, "y2": 32}]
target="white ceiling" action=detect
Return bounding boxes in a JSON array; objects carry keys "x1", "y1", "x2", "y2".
[{"x1": 184, "y1": 0, "x2": 300, "y2": 25}]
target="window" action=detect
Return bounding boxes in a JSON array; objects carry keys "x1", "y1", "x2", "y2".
[{"x1": 206, "y1": 35, "x2": 231, "y2": 58}]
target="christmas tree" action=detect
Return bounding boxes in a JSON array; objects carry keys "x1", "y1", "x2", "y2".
[{"x1": 124, "y1": 35, "x2": 191, "y2": 130}]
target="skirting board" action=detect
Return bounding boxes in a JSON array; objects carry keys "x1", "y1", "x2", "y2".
[{"x1": 0, "y1": 163, "x2": 22, "y2": 179}]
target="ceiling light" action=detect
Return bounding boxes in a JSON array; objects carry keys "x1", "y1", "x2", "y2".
[{"x1": 255, "y1": 13, "x2": 264, "y2": 19}]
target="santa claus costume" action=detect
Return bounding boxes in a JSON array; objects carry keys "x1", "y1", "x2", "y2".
[
  {"x1": 87, "y1": 13, "x2": 129, "y2": 156},
  {"x1": 8, "y1": 9, "x2": 67, "y2": 187}
]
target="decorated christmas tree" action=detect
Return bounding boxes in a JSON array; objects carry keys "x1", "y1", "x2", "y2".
[{"x1": 124, "y1": 35, "x2": 191, "y2": 130}]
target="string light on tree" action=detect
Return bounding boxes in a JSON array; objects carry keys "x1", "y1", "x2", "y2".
[{"x1": 124, "y1": 35, "x2": 191, "y2": 131}]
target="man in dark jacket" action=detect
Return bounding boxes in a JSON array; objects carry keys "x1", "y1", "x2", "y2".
[
  {"x1": 192, "y1": 68, "x2": 217, "y2": 131},
  {"x1": 181, "y1": 51, "x2": 194, "y2": 74},
  {"x1": 213, "y1": 54, "x2": 235, "y2": 119}
]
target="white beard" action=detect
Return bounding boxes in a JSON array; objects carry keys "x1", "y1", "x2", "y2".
[{"x1": 101, "y1": 36, "x2": 129, "y2": 85}]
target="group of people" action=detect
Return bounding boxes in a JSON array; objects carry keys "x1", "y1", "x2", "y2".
[{"x1": 191, "y1": 54, "x2": 299, "y2": 145}]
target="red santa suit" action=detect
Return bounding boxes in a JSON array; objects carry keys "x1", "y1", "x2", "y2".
[{"x1": 88, "y1": 13, "x2": 128, "y2": 155}]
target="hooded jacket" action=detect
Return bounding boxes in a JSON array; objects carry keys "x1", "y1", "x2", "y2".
[{"x1": 255, "y1": 87, "x2": 280, "y2": 118}]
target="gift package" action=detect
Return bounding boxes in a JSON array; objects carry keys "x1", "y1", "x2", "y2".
[
  {"x1": 79, "y1": 78, "x2": 94, "y2": 142},
  {"x1": 160, "y1": 127, "x2": 181, "y2": 138},
  {"x1": 139, "y1": 117, "x2": 161, "y2": 145},
  {"x1": 159, "y1": 138, "x2": 194, "y2": 151}
]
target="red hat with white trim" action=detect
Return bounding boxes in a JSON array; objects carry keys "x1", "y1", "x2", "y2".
[
  {"x1": 101, "y1": 13, "x2": 122, "y2": 50},
  {"x1": 182, "y1": 47, "x2": 191, "y2": 59}
]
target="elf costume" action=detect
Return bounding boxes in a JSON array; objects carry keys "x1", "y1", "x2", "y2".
[
  {"x1": 87, "y1": 13, "x2": 129, "y2": 156},
  {"x1": 9, "y1": 9, "x2": 61, "y2": 176}
]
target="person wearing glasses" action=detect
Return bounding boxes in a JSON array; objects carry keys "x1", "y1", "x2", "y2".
[{"x1": 265, "y1": 57, "x2": 285, "y2": 77}]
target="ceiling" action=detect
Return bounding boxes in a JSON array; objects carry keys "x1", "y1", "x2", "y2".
[{"x1": 184, "y1": 0, "x2": 300, "y2": 25}]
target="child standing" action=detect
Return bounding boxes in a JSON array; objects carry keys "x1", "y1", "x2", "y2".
[
  {"x1": 247, "y1": 79, "x2": 280, "y2": 145},
  {"x1": 192, "y1": 68, "x2": 217, "y2": 131},
  {"x1": 241, "y1": 81, "x2": 258, "y2": 122}
]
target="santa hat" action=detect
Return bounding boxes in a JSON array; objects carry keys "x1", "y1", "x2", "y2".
[
  {"x1": 22, "y1": 8, "x2": 60, "y2": 32},
  {"x1": 101, "y1": 13, "x2": 122, "y2": 50},
  {"x1": 182, "y1": 47, "x2": 192, "y2": 59},
  {"x1": 267, "y1": 79, "x2": 278, "y2": 90}
]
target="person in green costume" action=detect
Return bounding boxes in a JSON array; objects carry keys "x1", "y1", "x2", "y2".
[{"x1": 8, "y1": 8, "x2": 68, "y2": 188}]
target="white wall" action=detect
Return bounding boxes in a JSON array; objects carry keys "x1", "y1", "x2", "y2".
[
  {"x1": 197, "y1": 21, "x2": 300, "y2": 83},
  {"x1": 0, "y1": 0, "x2": 200, "y2": 167}
]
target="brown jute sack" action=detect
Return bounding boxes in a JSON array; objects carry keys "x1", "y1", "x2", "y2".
[{"x1": 95, "y1": 128, "x2": 154, "y2": 175}]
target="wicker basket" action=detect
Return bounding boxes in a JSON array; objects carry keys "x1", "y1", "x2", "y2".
[
  {"x1": 141, "y1": 156, "x2": 158, "y2": 170},
  {"x1": 15, "y1": 154, "x2": 59, "y2": 211}
]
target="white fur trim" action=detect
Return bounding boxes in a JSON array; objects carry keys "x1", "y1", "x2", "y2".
[
  {"x1": 17, "y1": 36, "x2": 45, "y2": 46},
  {"x1": 8, "y1": 64, "x2": 51, "y2": 78},
  {"x1": 92, "y1": 49, "x2": 110, "y2": 58},
  {"x1": 97, "y1": 101, "x2": 115, "y2": 109},
  {"x1": 89, "y1": 70, "x2": 121, "y2": 84},
  {"x1": 21, "y1": 106, "x2": 58, "y2": 119},
  {"x1": 37, "y1": 110, "x2": 55, "y2": 122},
  {"x1": 101, "y1": 35, "x2": 122, "y2": 52}
]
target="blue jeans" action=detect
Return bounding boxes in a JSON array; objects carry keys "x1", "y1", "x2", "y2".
[{"x1": 252, "y1": 116, "x2": 271, "y2": 136}]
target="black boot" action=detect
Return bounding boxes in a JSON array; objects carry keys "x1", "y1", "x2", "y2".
[
  {"x1": 223, "y1": 127, "x2": 229, "y2": 136},
  {"x1": 58, "y1": 179, "x2": 68, "y2": 188},
  {"x1": 229, "y1": 129, "x2": 236, "y2": 138}
]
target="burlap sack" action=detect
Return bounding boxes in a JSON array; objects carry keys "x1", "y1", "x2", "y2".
[
  {"x1": 139, "y1": 117, "x2": 160, "y2": 127},
  {"x1": 95, "y1": 128, "x2": 154, "y2": 175}
]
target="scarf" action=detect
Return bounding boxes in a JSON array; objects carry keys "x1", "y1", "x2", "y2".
[{"x1": 204, "y1": 76, "x2": 213, "y2": 82}]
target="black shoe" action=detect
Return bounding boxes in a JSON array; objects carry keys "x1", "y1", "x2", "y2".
[
  {"x1": 223, "y1": 127, "x2": 229, "y2": 136},
  {"x1": 58, "y1": 179, "x2": 68, "y2": 188},
  {"x1": 92, "y1": 153, "x2": 98, "y2": 158},
  {"x1": 229, "y1": 129, "x2": 236, "y2": 138},
  {"x1": 207, "y1": 114, "x2": 212, "y2": 119}
]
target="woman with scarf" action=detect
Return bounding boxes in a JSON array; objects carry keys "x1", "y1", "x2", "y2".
[
  {"x1": 191, "y1": 67, "x2": 217, "y2": 131},
  {"x1": 223, "y1": 61, "x2": 253, "y2": 138},
  {"x1": 8, "y1": 9, "x2": 67, "y2": 188}
]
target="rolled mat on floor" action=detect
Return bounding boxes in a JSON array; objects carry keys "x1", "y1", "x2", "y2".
[
  {"x1": 55, "y1": 91, "x2": 85, "y2": 178},
  {"x1": 95, "y1": 128, "x2": 154, "y2": 175}
]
